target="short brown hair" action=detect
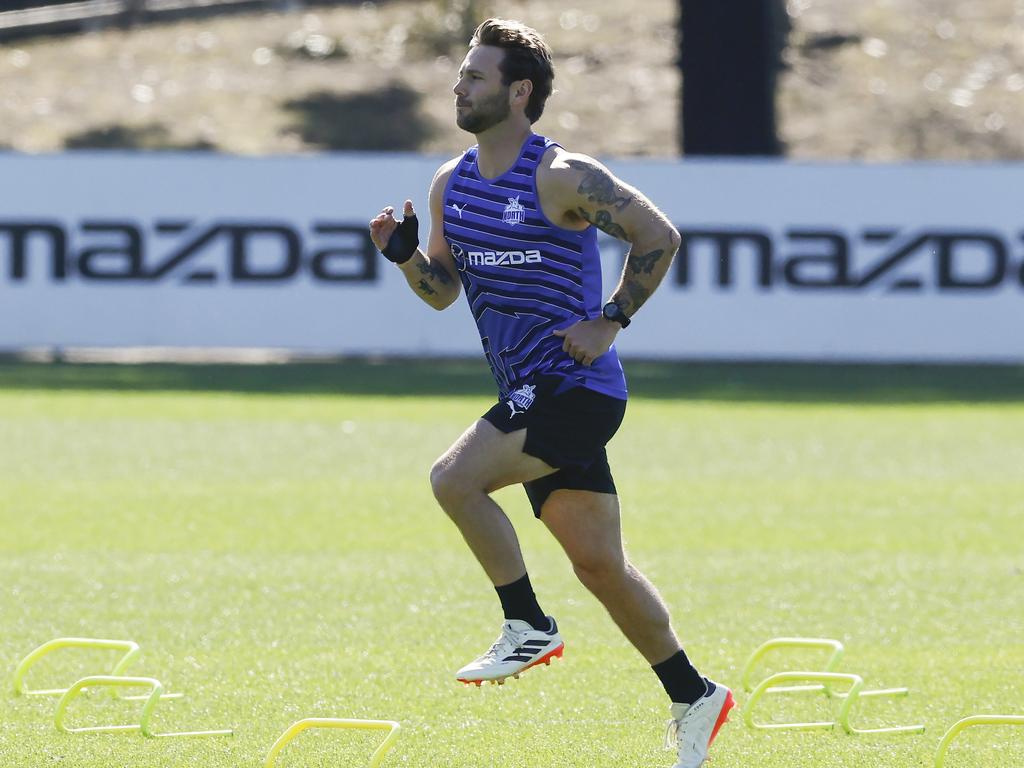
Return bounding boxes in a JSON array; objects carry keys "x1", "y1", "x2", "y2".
[{"x1": 470, "y1": 18, "x2": 554, "y2": 123}]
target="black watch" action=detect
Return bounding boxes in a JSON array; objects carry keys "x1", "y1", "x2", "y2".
[{"x1": 602, "y1": 301, "x2": 631, "y2": 328}]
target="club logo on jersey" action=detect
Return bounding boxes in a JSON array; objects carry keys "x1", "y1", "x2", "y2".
[
  {"x1": 502, "y1": 196, "x2": 525, "y2": 227},
  {"x1": 506, "y1": 384, "x2": 537, "y2": 416}
]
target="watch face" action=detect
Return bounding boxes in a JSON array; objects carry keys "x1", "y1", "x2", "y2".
[{"x1": 603, "y1": 303, "x2": 617, "y2": 319}]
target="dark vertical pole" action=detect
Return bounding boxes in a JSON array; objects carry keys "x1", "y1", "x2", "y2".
[
  {"x1": 680, "y1": 0, "x2": 786, "y2": 156},
  {"x1": 121, "y1": 0, "x2": 146, "y2": 28}
]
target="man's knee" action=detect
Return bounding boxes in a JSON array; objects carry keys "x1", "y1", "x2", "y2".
[
  {"x1": 542, "y1": 492, "x2": 625, "y2": 588},
  {"x1": 430, "y1": 454, "x2": 478, "y2": 511},
  {"x1": 571, "y1": 551, "x2": 628, "y2": 592},
  {"x1": 429, "y1": 456, "x2": 457, "y2": 506}
]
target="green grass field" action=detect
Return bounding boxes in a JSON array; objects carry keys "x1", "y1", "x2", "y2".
[{"x1": 2, "y1": 360, "x2": 1022, "y2": 768}]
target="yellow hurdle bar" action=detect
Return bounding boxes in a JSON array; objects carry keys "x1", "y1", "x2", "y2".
[
  {"x1": 742, "y1": 636, "x2": 913, "y2": 700},
  {"x1": 264, "y1": 718, "x2": 401, "y2": 768},
  {"x1": 744, "y1": 670, "x2": 925, "y2": 735},
  {"x1": 54, "y1": 675, "x2": 232, "y2": 738},
  {"x1": 54, "y1": 675, "x2": 162, "y2": 734},
  {"x1": 745, "y1": 671, "x2": 863, "y2": 731},
  {"x1": 13, "y1": 637, "x2": 181, "y2": 700},
  {"x1": 741, "y1": 637, "x2": 846, "y2": 695},
  {"x1": 934, "y1": 715, "x2": 1024, "y2": 768}
]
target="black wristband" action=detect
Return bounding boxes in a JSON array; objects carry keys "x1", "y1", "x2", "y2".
[{"x1": 381, "y1": 214, "x2": 419, "y2": 264}]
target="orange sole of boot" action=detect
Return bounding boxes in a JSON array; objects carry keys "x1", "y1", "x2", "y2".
[
  {"x1": 458, "y1": 643, "x2": 564, "y2": 686},
  {"x1": 709, "y1": 689, "x2": 737, "y2": 747}
]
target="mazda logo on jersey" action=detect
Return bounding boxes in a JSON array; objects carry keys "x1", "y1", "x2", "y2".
[
  {"x1": 464, "y1": 249, "x2": 543, "y2": 267},
  {"x1": 445, "y1": 240, "x2": 542, "y2": 270}
]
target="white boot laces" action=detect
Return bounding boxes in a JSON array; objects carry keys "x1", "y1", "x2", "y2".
[
  {"x1": 665, "y1": 704, "x2": 711, "y2": 758},
  {"x1": 664, "y1": 717, "x2": 681, "y2": 750},
  {"x1": 483, "y1": 623, "x2": 524, "y2": 661}
]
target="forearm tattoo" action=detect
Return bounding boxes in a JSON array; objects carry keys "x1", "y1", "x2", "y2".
[
  {"x1": 628, "y1": 248, "x2": 665, "y2": 275},
  {"x1": 614, "y1": 279, "x2": 651, "y2": 315},
  {"x1": 417, "y1": 279, "x2": 437, "y2": 296},
  {"x1": 417, "y1": 258, "x2": 452, "y2": 285}
]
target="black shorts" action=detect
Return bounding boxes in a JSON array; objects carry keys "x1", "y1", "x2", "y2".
[{"x1": 481, "y1": 374, "x2": 627, "y2": 518}]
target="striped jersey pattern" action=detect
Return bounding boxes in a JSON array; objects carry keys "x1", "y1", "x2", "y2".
[{"x1": 442, "y1": 133, "x2": 628, "y2": 400}]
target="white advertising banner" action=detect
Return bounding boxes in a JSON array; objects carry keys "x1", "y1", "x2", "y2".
[{"x1": 0, "y1": 152, "x2": 1021, "y2": 362}]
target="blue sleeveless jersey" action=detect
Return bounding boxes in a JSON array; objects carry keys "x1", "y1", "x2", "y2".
[{"x1": 442, "y1": 134, "x2": 628, "y2": 401}]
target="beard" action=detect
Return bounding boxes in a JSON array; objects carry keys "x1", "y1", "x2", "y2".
[{"x1": 456, "y1": 88, "x2": 511, "y2": 134}]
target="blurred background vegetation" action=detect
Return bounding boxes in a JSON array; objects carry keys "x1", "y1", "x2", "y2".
[{"x1": 0, "y1": 0, "x2": 1020, "y2": 159}]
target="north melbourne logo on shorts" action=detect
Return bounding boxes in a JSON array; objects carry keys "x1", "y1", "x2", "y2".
[{"x1": 507, "y1": 384, "x2": 537, "y2": 416}]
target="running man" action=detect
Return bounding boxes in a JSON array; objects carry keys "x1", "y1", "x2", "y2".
[{"x1": 368, "y1": 18, "x2": 733, "y2": 768}]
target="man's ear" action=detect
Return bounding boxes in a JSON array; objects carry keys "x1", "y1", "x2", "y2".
[{"x1": 512, "y1": 79, "x2": 534, "y2": 102}]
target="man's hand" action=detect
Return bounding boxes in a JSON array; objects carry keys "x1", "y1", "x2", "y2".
[
  {"x1": 553, "y1": 318, "x2": 619, "y2": 367},
  {"x1": 369, "y1": 200, "x2": 419, "y2": 263}
]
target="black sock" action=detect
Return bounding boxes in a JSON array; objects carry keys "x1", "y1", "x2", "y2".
[
  {"x1": 494, "y1": 573, "x2": 548, "y2": 630},
  {"x1": 652, "y1": 650, "x2": 709, "y2": 705}
]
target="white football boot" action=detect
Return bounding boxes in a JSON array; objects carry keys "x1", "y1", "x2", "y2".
[
  {"x1": 665, "y1": 680, "x2": 736, "y2": 768},
  {"x1": 456, "y1": 616, "x2": 563, "y2": 685}
]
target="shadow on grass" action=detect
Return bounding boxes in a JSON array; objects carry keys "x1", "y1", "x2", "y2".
[{"x1": 0, "y1": 359, "x2": 1022, "y2": 403}]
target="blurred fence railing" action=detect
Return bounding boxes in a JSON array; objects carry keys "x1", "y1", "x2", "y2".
[{"x1": 0, "y1": 0, "x2": 286, "y2": 40}]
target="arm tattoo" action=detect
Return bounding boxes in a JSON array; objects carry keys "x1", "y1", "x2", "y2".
[
  {"x1": 628, "y1": 248, "x2": 665, "y2": 275},
  {"x1": 577, "y1": 207, "x2": 629, "y2": 241},
  {"x1": 417, "y1": 279, "x2": 437, "y2": 296},
  {"x1": 417, "y1": 259, "x2": 452, "y2": 285},
  {"x1": 616, "y1": 279, "x2": 650, "y2": 314},
  {"x1": 567, "y1": 159, "x2": 632, "y2": 211}
]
